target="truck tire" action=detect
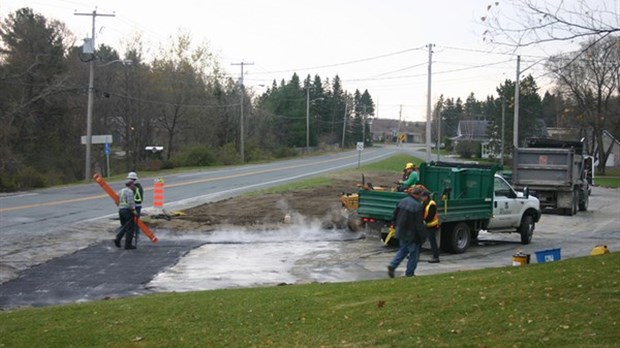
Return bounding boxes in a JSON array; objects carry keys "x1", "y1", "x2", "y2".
[
  {"x1": 518, "y1": 215, "x2": 534, "y2": 244},
  {"x1": 444, "y1": 222, "x2": 471, "y2": 254},
  {"x1": 578, "y1": 190, "x2": 588, "y2": 212},
  {"x1": 573, "y1": 191, "x2": 578, "y2": 215},
  {"x1": 564, "y1": 192, "x2": 578, "y2": 216}
]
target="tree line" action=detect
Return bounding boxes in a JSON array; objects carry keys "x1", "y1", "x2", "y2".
[
  {"x1": 1, "y1": 6, "x2": 618, "y2": 191},
  {"x1": 0, "y1": 8, "x2": 375, "y2": 191}
]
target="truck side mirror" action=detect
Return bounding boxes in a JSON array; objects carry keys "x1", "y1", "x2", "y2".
[{"x1": 523, "y1": 187, "x2": 529, "y2": 199}]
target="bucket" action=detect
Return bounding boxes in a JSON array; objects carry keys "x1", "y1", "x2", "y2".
[
  {"x1": 512, "y1": 253, "x2": 530, "y2": 266},
  {"x1": 535, "y1": 248, "x2": 561, "y2": 263},
  {"x1": 591, "y1": 245, "x2": 610, "y2": 256}
]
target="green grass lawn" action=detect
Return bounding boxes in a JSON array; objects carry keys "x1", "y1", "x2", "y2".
[
  {"x1": 596, "y1": 167, "x2": 620, "y2": 188},
  {"x1": 1, "y1": 253, "x2": 618, "y2": 347}
]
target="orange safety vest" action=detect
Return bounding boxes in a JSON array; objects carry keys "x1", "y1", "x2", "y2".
[{"x1": 424, "y1": 200, "x2": 439, "y2": 228}]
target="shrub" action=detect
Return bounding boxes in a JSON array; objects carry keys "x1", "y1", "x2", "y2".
[
  {"x1": 19, "y1": 167, "x2": 47, "y2": 189},
  {"x1": 455, "y1": 141, "x2": 481, "y2": 158},
  {"x1": 272, "y1": 146, "x2": 298, "y2": 159},
  {"x1": 179, "y1": 145, "x2": 216, "y2": 167},
  {"x1": 216, "y1": 143, "x2": 240, "y2": 165}
]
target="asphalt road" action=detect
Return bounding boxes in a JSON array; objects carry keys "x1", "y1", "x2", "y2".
[{"x1": 1, "y1": 147, "x2": 618, "y2": 310}]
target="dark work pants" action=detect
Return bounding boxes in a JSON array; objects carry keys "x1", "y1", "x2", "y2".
[
  {"x1": 116, "y1": 209, "x2": 135, "y2": 247},
  {"x1": 427, "y1": 227, "x2": 440, "y2": 259}
]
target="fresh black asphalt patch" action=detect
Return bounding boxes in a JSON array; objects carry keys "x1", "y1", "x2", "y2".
[{"x1": 0, "y1": 239, "x2": 205, "y2": 310}]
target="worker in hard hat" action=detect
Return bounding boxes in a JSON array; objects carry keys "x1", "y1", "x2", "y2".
[
  {"x1": 127, "y1": 171, "x2": 144, "y2": 217},
  {"x1": 397, "y1": 162, "x2": 419, "y2": 192},
  {"x1": 127, "y1": 171, "x2": 144, "y2": 248},
  {"x1": 114, "y1": 180, "x2": 138, "y2": 250}
]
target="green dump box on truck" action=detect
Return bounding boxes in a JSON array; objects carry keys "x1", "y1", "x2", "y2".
[{"x1": 357, "y1": 161, "x2": 541, "y2": 253}]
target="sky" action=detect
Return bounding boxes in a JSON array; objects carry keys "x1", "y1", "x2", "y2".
[{"x1": 2, "y1": 0, "x2": 617, "y2": 121}]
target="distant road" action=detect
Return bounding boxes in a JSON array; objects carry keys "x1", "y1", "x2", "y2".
[{"x1": 0, "y1": 145, "x2": 428, "y2": 244}]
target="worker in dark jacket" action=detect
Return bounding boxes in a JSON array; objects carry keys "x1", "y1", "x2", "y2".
[
  {"x1": 387, "y1": 186, "x2": 427, "y2": 277},
  {"x1": 127, "y1": 171, "x2": 143, "y2": 247},
  {"x1": 420, "y1": 190, "x2": 440, "y2": 263},
  {"x1": 127, "y1": 171, "x2": 144, "y2": 216}
]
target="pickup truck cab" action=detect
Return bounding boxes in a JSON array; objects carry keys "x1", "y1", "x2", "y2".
[{"x1": 487, "y1": 174, "x2": 540, "y2": 242}]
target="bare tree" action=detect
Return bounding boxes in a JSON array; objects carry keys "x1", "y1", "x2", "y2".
[
  {"x1": 482, "y1": 0, "x2": 619, "y2": 49},
  {"x1": 481, "y1": 1, "x2": 620, "y2": 174},
  {"x1": 546, "y1": 36, "x2": 619, "y2": 174}
]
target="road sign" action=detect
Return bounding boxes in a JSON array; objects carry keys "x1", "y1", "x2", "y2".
[
  {"x1": 104, "y1": 143, "x2": 111, "y2": 155},
  {"x1": 356, "y1": 142, "x2": 364, "y2": 151},
  {"x1": 399, "y1": 134, "x2": 406, "y2": 142},
  {"x1": 81, "y1": 134, "x2": 113, "y2": 144}
]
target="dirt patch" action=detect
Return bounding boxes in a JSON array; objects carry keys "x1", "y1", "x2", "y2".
[{"x1": 150, "y1": 171, "x2": 397, "y2": 232}]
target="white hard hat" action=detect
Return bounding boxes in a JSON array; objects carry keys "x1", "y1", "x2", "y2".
[{"x1": 127, "y1": 172, "x2": 138, "y2": 180}]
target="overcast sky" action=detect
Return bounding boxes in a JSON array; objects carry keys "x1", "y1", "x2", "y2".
[{"x1": 2, "y1": 0, "x2": 616, "y2": 121}]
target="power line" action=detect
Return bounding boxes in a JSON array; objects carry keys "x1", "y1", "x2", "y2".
[{"x1": 248, "y1": 46, "x2": 426, "y2": 75}]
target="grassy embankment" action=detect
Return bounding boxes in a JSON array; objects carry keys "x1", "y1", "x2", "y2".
[
  {"x1": 1, "y1": 253, "x2": 618, "y2": 347},
  {"x1": 248, "y1": 153, "x2": 423, "y2": 195}
]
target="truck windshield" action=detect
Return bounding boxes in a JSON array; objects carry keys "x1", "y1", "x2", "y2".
[{"x1": 494, "y1": 177, "x2": 514, "y2": 197}]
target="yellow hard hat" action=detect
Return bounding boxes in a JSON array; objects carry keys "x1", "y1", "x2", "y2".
[{"x1": 405, "y1": 162, "x2": 414, "y2": 169}]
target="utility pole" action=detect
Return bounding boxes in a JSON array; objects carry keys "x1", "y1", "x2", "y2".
[
  {"x1": 501, "y1": 96, "x2": 506, "y2": 167},
  {"x1": 397, "y1": 105, "x2": 402, "y2": 147},
  {"x1": 436, "y1": 103, "x2": 441, "y2": 161},
  {"x1": 75, "y1": 9, "x2": 115, "y2": 182},
  {"x1": 231, "y1": 61, "x2": 253, "y2": 163},
  {"x1": 341, "y1": 101, "x2": 348, "y2": 149},
  {"x1": 513, "y1": 55, "x2": 521, "y2": 150},
  {"x1": 306, "y1": 87, "x2": 310, "y2": 152},
  {"x1": 361, "y1": 105, "x2": 367, "y2": 146},
  {"x1": 425, "y1": 43, "x2": 434, "y2": 162}
]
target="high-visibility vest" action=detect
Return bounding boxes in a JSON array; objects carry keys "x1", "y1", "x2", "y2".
[
  {"x1": 424, "y1": 200, "x2": 439, "y2": 228},
  {"x1": 134, "y1": 186, "x2": 142, "y2": 205},
  {"x1": 118, "y1": 188, "x2": 132, "y2": 209}
]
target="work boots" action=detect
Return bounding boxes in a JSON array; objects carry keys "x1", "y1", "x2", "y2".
[{"x1": 125, "y1": 233, "x2": 136, "y2": 250}]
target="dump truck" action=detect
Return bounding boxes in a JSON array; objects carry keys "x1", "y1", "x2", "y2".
[
  {"x1": 356, "y1": 161, "x2": 541, "y2": 253},
  {"x1": 512, "y1": 138, "x2": 591, "y2": 216}
]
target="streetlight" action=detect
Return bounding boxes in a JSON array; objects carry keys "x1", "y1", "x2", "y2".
[{"x1": 306, "y1": 88, "x2": 323, "y2": 152}]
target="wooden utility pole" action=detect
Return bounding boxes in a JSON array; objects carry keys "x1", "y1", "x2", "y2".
[
  {"x1": 75, "y1": 9, "x2": 115, "y2": 182},
  {"x1": 231, "y1": 61, "x2": 253, "y2": 163}
]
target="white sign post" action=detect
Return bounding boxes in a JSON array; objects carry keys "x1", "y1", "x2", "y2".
[
  {"x1": 356, "y1": 141, "x2": 364, "y2": 168},
  {"x1": 81, "y1": 135, "x2": 113, "y2": 177}
]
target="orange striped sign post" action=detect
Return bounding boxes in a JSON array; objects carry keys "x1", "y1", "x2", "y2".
[{"x1": 153, "y1": 178, "x2": 165, "y2": 210}]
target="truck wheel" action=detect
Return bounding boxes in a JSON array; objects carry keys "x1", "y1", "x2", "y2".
[
  {"x1": 518, "y1": 215, "x2": 534, "y2": 244},
  {"x1": 578, "y1": 191, "x2": 588, "y2": 212},
  {"x1": 446, "y1": 222, "x2": 471, "y2": 254},
  {"x1": 564, "y1": 192, "x2": 577, "y2": 216}
]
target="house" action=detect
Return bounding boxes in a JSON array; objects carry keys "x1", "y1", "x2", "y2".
[
  {"x1": 598, "y1": 130, "x2": 620, "y2": 168},
  {"x1": 548, "y1": 127, "x2": 619, "y2": 168},
  {"x1": 451, "y1": 120, "x2": 492, "y2": 158}
]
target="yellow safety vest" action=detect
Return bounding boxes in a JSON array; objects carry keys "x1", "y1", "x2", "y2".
[
  {"x1": 134, "y1": 188, "x2": 142, "y2": 205},
  {"x1": 424, "y1": 200, "x2": 439, "y2": 228}
]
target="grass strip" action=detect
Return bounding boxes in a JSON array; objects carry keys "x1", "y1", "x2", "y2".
[{"x1": 1, "y1": 253, "x2": 618, "y2": 347}]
